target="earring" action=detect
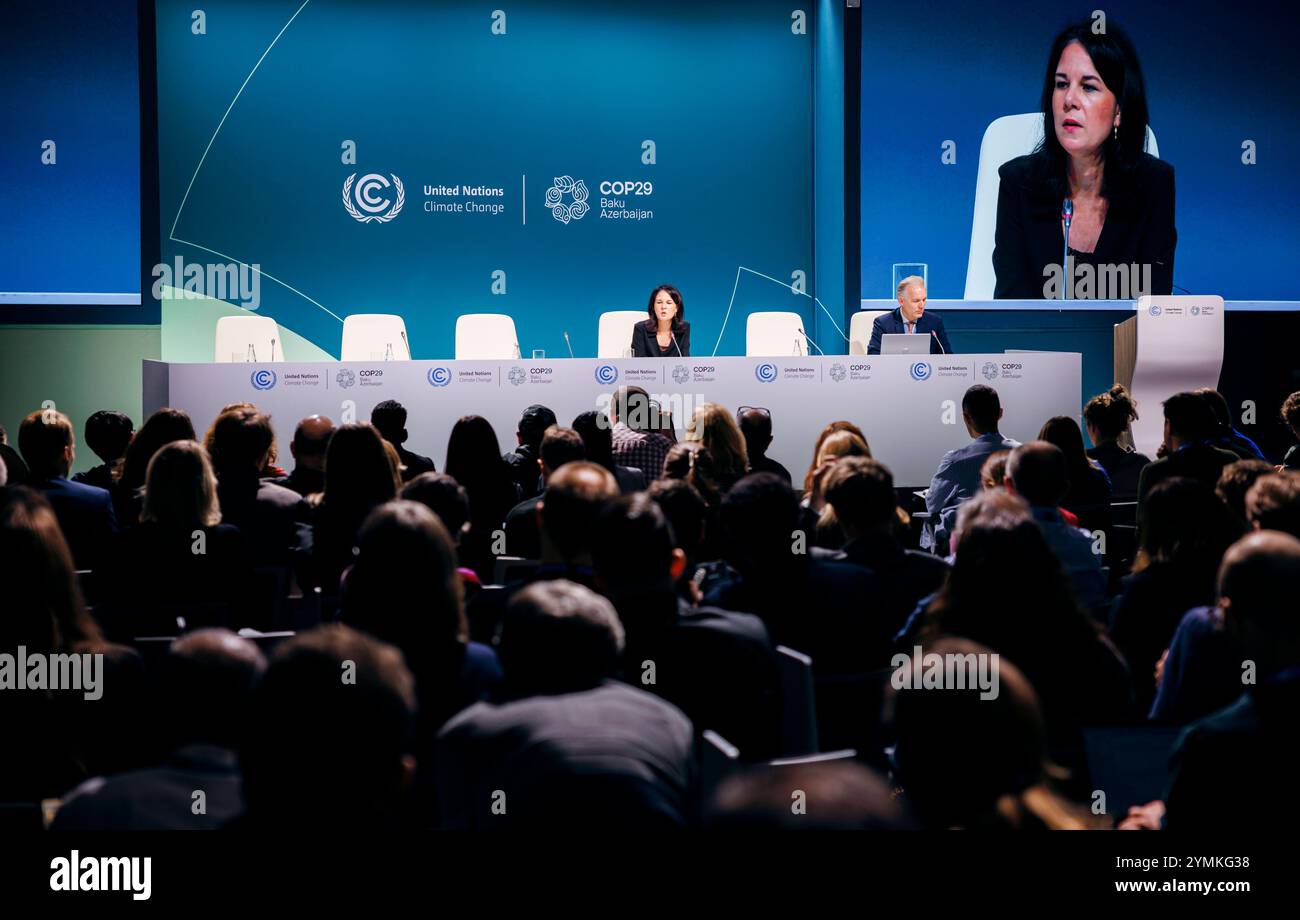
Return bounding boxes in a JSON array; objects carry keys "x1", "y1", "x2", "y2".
[{"x1": 1113, "y1": 123, "x2": 1118, "y2": 141}]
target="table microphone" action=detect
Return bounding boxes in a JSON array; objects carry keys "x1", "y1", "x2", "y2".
[
  {"x1": 797, "y1": 327, "x2": 826, "y2": 355},
  {"x1": 930, "y1": 330, "x2": 946, "y2": 354},
  {"x1": 563, "y1": 331, "x2": 575, "y2": 358},
  {"x1": 1061, "y1": 198, "x2": 1073, "y2": 301},
  {"x1": 670, "y1": 331, "x2": 683, "y2": 356},
  {"x1": 400, "y1": 329, "x2": 410, "y2": 358},
  {"x1": 270, "y1": 338, "x2": 276, "y2": 361}
]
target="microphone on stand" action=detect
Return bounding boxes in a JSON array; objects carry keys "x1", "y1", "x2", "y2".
[
  {"x1": 670, "y1": 331, "x2": 683, "y2": 357},
  {"x1": 270, "y1": 338, "x2": 276, "y2": 361},
  {"x1": 1061, "y1": 198, "x2": 1074, "y2": 301},
  {"x1": 563, "y1": 331, "x2": 575, "y2": 358},
  {"x1": 797, "y1": 327, "x2": 826, "y2": 355},
  {"x1": 930, "y1": 330, "x2": 946, "y2": 355},
  {"x1": 399, "y1": 329, "x2": 411, "y2": 359}
]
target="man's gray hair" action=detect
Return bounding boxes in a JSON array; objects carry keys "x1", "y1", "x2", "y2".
[{"x1": 896, "y1": 275, "x2": 927, "y2": 300}]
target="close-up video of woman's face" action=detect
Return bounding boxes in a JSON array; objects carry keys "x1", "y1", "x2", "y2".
[{"x1": 1052, "y1": 41, "x2": 1119, "y2": 159}]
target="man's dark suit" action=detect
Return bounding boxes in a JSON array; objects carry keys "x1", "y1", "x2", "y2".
[
  {"x1": 630, "y1": 321, "x2": 690, "y2": 358},
  {"x1": 866, "y1": 307, "x2": 952, "y2": 355},
  {"x1": 833, "y1": 531, "x2": 950, "y2": 661},
  {"x1": 503, "y1": 493, "x2": 544, "y2": 560},
  {"x1": 1136, "y1": 442, "x2": 1239, "y2": 521},
  {"x1": 216, "y1": 476, "x2": 312, "y2": 565},
  {"x1": 32, "y1": 476, "x2": 118, "y2": 569}
]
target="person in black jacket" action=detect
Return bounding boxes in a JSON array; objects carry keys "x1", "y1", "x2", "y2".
[
  {"x1": 630, "y1": 284, "x2": 690, "y2": 357},
  {"x1": 993, "y1": 20, "x2": 1175, "y2": 299}
]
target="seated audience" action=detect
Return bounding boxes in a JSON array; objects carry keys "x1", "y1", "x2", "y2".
[
  {"x1": 502, "y1": 404, "x2": 556, "y2": 500},
  {"x1": 1109, "y1": 477, "x2": 1243, "y2": 712},
  {"x1": 572, "y1": 409, "x2": 646, "y2": 494},
  {"x1": 825, "y1": 456, "x2": 950, "y2": 653},
  {"x1": 683, "y1": 403, "x2": 749, "y2": 495},
  {"x1": 0, "y1": 424, "x2": 31, "y2": 485},
  {"x1": 1160, "y1": 532, "x2": 1300, "y2": 830},
  {"x1": 400, "y1": 471, "x2": 478, "y2": 593},
  {"x1": 444, "y1": 414, "x2": 522, "y2": 581},
  {"x1": 709, "y1": 760, "x2": 908, "y2": 829},
  {"x1": 891, "y1": 638, "x2": 1101, "y2": 829},
  {"x1": 1083, "y1": 384, "x2": 1150, "y2": 501},
  {"x1": 111, "y1": 407, "x2": 196, "y2": 527},
  {"x1": 736, "y1": 406, "x2": 792, "y2": 484},
  {"x1": 1194, "y1": 387, "x2": 1265, "y2": 461},
  {"x1": 371, "y1": 399, "x2": 435, "y2": 482},
  {"x1": 208, "y1": 407, "x2": 310, "y2": 565},
  {"x1": 18, "y1": 408, "x2": 118, "y2": 569},
  {"x1": 646, "y1": 478, "x2": 710, "y2": 596},
  {"x1": 802, "y1": 421, "x2": 870, "y2": 496},
  {"x1": 1004, "y1": 441, "x2": 1107, "y2": 615},
  {"x1": 307, "y1": 423, "x2": 398, "y2": 593},
  {"x1": 609, "y1": 386, "x2": 673, "y2": 478},
  {"x1": 237, "y1": 625, "x2": 418, "y2": 830},
  {"x1": 591, "y1": 494, "x2": 782, "y2": 759},
  {"x1": 980, "y1": 450, "x2": 1010, "y2": 490},
  {"x1": 1281, "y1": 390, "x2": 1300, "y2": 471},
  {"x1": 1136, "y1": 391, "x2": 1238, "y2": 520},
  {"x1": 1038, "y1": 415, "x2": 1112, "y2": 535},
  {"x1": 1216, "y1": 458, "x2": 1275, "y2": 529},
  {"x1": 923, "y1": 385, "x2": 1019, "y2": 552},
  {"x1": 436, "y1": 580, "x2": 695, "y2": 829},
  {"x1": 71, "y1": 410, "x2": 133, "y2": 491},
  {"x1": 503, "y1": 426, "x2": 586, "y2": 560},
  {"x1": 278, "y1": 414, "x2": 334, "y2": 496},
  {"x1": 1245, "y1": 471, "x2": 1300, "y2": 537},
  {"x1": 799, "y1": 427, "x2": 873, "y2": 550},
  {"x1": 52, "y1": 629, "x2": 266, "y2": 830}
]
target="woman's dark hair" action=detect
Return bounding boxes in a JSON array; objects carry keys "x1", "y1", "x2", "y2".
[
  {"x1": 445, "y1": 415, "x2": 509, "y2": 492},
  {"x1": 323, "y1": 423, "x2": 398, "y2": 517},
  {"x1": 1137, "y1": 477, "x2": 1244, "y2": 575},
  {"x1": 116, "y1": 407, "x2": 196, "y2": 492},
  {"x1": 662, "y1": 441, "x2": 721, "y2": 507},
  {"x1": 1035, "y1": 19, "x2": 1150, "y2": 199},
  {"x1": 642, "y1": 284, "x2": 686, "y2": 334},
  {"x1": 1037, "y1": 416, "x2": 1095, "y2": 493},
  {"x1": 1083, "y1": 384, "x2": 1139, "y2": 442},
  {"x1": 571, "y1": 410, "x2": 615, "y2": 472}
]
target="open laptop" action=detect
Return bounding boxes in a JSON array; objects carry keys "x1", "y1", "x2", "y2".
[{"x1": 880, "y1": 333, "x2": 931, "y2": 355}]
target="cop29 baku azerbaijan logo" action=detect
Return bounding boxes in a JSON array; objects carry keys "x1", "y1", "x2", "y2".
[
  {"x1": 427, "y1": 367, "x2": 451, "y2": 388},
  {"x1": 1148, "y1": 304, "x2": 1162, "y2": 317},
  {"x1": 343, "y1": 172, "x2": 405, "y2": 223},
  {"x1": 672, "y1": 365, "x2": 690, "y2": 385},
  {"x1": 829, "y1": 363, "x2": 847, "y2": 383},
  {"x1": 755, "y1": 363, "x2": 778, "y2": 383},
  {"x1": 595, "y1": 364, "x2": 619, "y2": 385},
  {"x1": 250, "y1": 369, "x2": 276, "y2": 390},
  {"x1": 909, "y1": 362, "x2": 933, "y2": 382},
  {"x1": 508, "y1": 367, "x2": 526, "y2": 386},
  {"x1": 544, "y1": 175, "x2": 589, "y2": 224},
  {"x1": 336, "y1": 368, "x2": 356, "y2": 389},
  {"x1": 981, "y1": 361, "x2": 1000, "y2": 381},
  {"x1": 1190, "y1": 305, "x2": 1201, "y2": 316}
]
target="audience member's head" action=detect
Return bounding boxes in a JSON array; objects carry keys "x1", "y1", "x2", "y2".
[
  {"x1": 647, "y1": 478, "x2": 707, "y2": 566},
  {"x1": 736, "y1": 406, "x2": 774, "y2": 462},
  {"x1": 516, "y1": 404, "x2": 557, "y2": 453},
  {"x1": 1217, "y1": 459, "x2": 1275, "y2": 525},
  {"x1": 1162, "y1": 391, "x2": 1218, "y2": 448},
  {"x1": 140, "y1": 440, "x2": 221, "y2": 531},
  {"x1": 0, "y1": 486, "x2": 102, "y2": 652},
  {"x1": 890, "y1": 638, "x2": 1092, "y2": 829},
  {"x1": 323, "y1": 423, "x2": 399, "y2": 513},
  {"x1": 207, "y1": 407, "x2": 275, "y2": 481},
  {"x1": 1005, "y1": 441, "x2": 1068, "y2": 508},
  {"x1": 1037, "y1": 415, "x2": 1095, "y2": 486},
  {"x1": 591, "y1": 494, "x2": 682, "y2": 598},
  {"x1": 1193, "y1": 387, "x2": 1234, "y2": 437},
  {"x1": 1245, "y1": 471, "x2": 1300, "y2": 537},
  {"x1": 536, "y1": 461, "x2": 618, "y2": 563},
  {"x1": 661, "y1": 441, "x2": 721, "y2": 505},
  {"x1": 823, "y1": 456, "x2": 897, "y2": 538},
  {"x1": 18, "y1": 408, "x2": 75, "y2": 480},
  {"x1": 721, "y1": 473, "x2": 800, "y2": 573},
  {"x1": 815, "y1": 429, "x2": 871, "y2": 468},
  {"x1": 1083, "y1": 383, "x2": 1139, "y2": 446},
  {"x1": 980, "y1": 450, "x2": 1011, "y2": 490},
  {"x1": 161, "y1": 629, "x2": 266, "y2": 750},
  {"x1": 445, "y1": 415, "x2": 509, "y2": 490},
  {"x1": 83, "y1": 410, "x2": 134, "y2": 466},
  {"x1": 496, "y1": 580, "x2": 625, "y2": 698},
  {"x1": 684, "y1": 403, "x2": 749, "y2": 483},
  {"x1": 1217, "y1": 531, "x2": 1300, "y2": 674},
  {"x1": 610, "y1": 386, "x2": 652, "y2": 430},
  {"x1": 117, "y1": 408, "x2": 196, "y2": 491},
  {"x1": 571, "y1": 410, "x2": 615, "y2": 471},
  {"x1": 539, "y1": 426, "x2": 586, "y2": 481},
  {"x1": 1137, "y1": 477, "x2": 1244, "y2": 573},
  {"x1": 710, "y1": 760, "x2": 907, "y2": 830},
  {"x1": 342, "y1": 501, "x2": 467, "y2": 675},
  {"x1": 1282, "y1": 390, "x2": 1300, "y2": 441},
  {"x1": 289, "y1": 414, "x2": 334, "y2": 475},
  {"x1": 400, "y1": 472, "x2": 470, "y2": 544},
  {"x1": 961, "y1": 385, "x2": 1003, "y2": 437},
  {"x1": 369, "y1": 400, "x2": 412, "y2": 448},
  {"x1": 803, "y1": 421, "x2": 868, "y2": 493},
  {"x1": 240, "y1": 625, "x2": 416, "y2": 828}
]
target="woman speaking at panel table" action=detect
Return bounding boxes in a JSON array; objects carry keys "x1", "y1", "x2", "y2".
[
  {"x1": 630, "y1": 284, "x2": 691, "y2": 357},
  {"x1": 993, "y1": 20, "x2": 1176, "y2": 299}
]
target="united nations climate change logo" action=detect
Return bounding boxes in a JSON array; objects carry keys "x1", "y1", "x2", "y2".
[
  {"x1": 1148, "y1": 304, "x2": 1162, "y2": 317},
  {"x1": 544, "y1": 175, "x2": 589, "y2": 224},
  {"x1": 427, "y1": 367, "x2": 451, "y2": 388},
  {"x1": 336, "y1": 368, "x2": 356, "y2": 389},
  {"x1": 672, "y1": 365, "x2": 690, "y2": 384},
  {"x1": 829, "y1": 363, "x2": 847, "y2": 382},
  {"x1": 981, "y1": 361, "x2": 999, "y2": 381},
  {"x1": 508, "y1": 366, "x2": 526, "y2": 386},
  {"x1": 755, "y1": 363, "x2": 778, "y2": 383},
  {"x1": 909, "y1": 362, "x2": 933, "y2": 382},
  {"x1": 250, "y1": 369, "x2": 276, "y2": 390},
  {"x1": 595, "y1": 364, "x2": 619, "y2": 385},
  {"x1": 343, "y1": 172, "x2": 405, "y2": 223}
]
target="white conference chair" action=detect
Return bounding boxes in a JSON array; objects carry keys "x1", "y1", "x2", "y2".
[
  {"x1": 214, "y1": 315, "x2": 280, "y2": 363},
  {"x1": 745, "y1": 311, "x2": 808, "y2": 357},
  {"x1": 848, "y1": 310, "x2": 889, "y2": 355},
  {"x1": 963, "y1": 113, "x2": 1160, "y2": 299},
  {"x1": 455, "y1": 313, "x2": 519, "y2": 360},
  {"x1": 597, "y1": 310, "x2": 645, "y2": 358},
  {"x1": 341, "y1": 313, "x2": 410, "y2": 361}
]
